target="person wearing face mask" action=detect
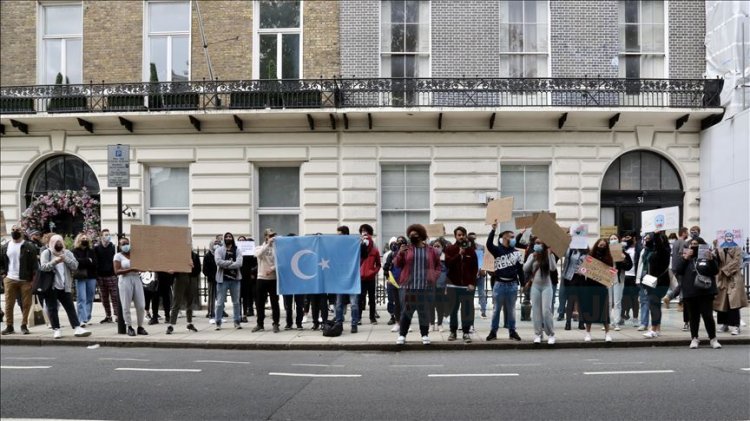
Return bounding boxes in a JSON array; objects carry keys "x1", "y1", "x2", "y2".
[
  {"x1": 523, "y1": 238, "x2": 558, "y2": 344},
  {"x1": 39, "y1": 234, "x2": 91, "y2": 339},
  {"x1": 429, "y1": 238, "x2": 450, "y2": 332},
  {"x1": 664, "y1": 227, "x2": 690, "y2": 330},
  {"x1": 72, "y1": 234, "x2": 98, "y2": 327},
  {"x1": 382, "y1": 237, "x2": 399, "y2": 326},
  {"x1": 1, "y1": 226, "x2": 38, "y2": 335},
  {"x1": 202, "y1": 238, "x2": 220, "y2": 322},
  {"x1": 166, "y1": 249, "x2": 201, "y2": 334},
  {"x1": 444, "y1": 226, "x2": 478, "y2": 343},
  {"x1": 578, "y1": 239, "x2": 615, "y2": 342},
  {"x1": 607, "y1": 234, "x2": 633, "y2": 331},
  {"x1": 358, "y1": 224, "x2": 381, "y2": 326},
  {"x1": 639, "y1": 232, "x2": 672, "y2": 339},
  {"x1": 214, "y1": 232, "x2": 243, "y2": 331},
  {"x1": 468, "y1": 232, "x2": 488, "y2": 320},
  {"x1": 237, "y1": 235, "x2": 258, "y2": 322},
  {"x1": 94, "y1": 229, "x2": 119, "y2": 324},
  {"x1": 635, "y1": 233, "x2": 654, "y2": 331},
  {"x1": 254, "y1": 229, "x2": 281, "y2": 333},
  {"x1": 485, "y1": 221, "x2": 524, "y2": 341},
  {"x1": 561, "y1": 244, "x2": 588, "y2": 331},
  {"x1": 114, "y1": 237, "x2": 147, "y2": 336},
  {"x1": 620, "y1": 234, "x2": 640, "y2": 326}
]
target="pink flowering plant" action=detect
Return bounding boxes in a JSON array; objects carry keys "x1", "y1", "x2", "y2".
[{"x1": 19, "y1": 188, "x2": 100, "y2": 237}]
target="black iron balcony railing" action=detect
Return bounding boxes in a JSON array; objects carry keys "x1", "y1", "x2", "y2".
[{"x1": 0, "y1": 77, "x2": 723, "y2": 114}]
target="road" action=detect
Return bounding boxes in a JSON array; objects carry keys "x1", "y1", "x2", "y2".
[{"x1": 1, "y1": 345, "x2": 748, "y2": 420}]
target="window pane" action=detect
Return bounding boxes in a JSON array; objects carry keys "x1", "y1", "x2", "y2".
[
  {"x1": 150, "y1": 214, "x2": 189, "y2": 227},
  {"x1": 509, "y1": 23, "x2": 523, "y2": 52},
  {"x1": 499, "y1": 24, "x2": 510, "y2": 52},
  {"x1": 624, "y1": 55, "x2": 640, "y2": 78},
  {"x1": 509, "y1": 55, "x2": 523, "y2": 77},
  {"x1": 65, "y1": 39, "x2": 82, "y2": 84},
  {"x1": 601, "y1": 207, "x2": 616, "y2": 226},
  {"x1": 259, "y1": 214, "x2": 299, "y2": 237},
  {"x1": 602, "y1": 159, "x2": 620, "y2": 190},
  {"x1": 661, "y1": 160, "x2": 681, "y2": 190},
  {"x1": 405, "y1": 0, "x2": 420, "y2": 23},
  {"x1": 382, "y1": 165, "x2": 404, "y2": 188},
  {"x1": 525, "y1": 166, "x2": 549, "y2": 210},
  {"x1": 390, "y1": 0, "x2": 405, "y2": 23},
  {"x1": 642, "y1": 0, "x2": 664, "y2": 24},
  {"x1": 149, "y1": 37, "x2": 168, "y2": 82},
  {"x1": 259, "y1": 167, "x2": 299, "y2": 208},
  {"x1": 501, "y1": 167, "x2": 525, "y2": 209},
  {"x1": 382, "y1": 211, "x2": 429, "y2": 245},
  {"x1": 45, "y1": 156, "x2": 66, "y2": 191},
  {"x1": 509, "y1": 1, "x2": 523, "y2": 22},
  {"x1": 28, "y1": 165, "x2": 47, "y2": 193},
  {"x1": 640, "y1": 54, "x2": 664, "y2": 78},
  {"x1": 382, "y1": 186, "x2": 405, "y2": 210},
  {"x1": 259, "y1": 34, "x2": 278, "y2": 79},
  {"x1": 281, "y1": 34, "x2": 299, "y2": 79},
  {"x1": 625, "y1": 24, "x2": 639, "y2": 52},
  {"x1": 259, "y1": 0, "x2": 300, "y2": 29},
  {"x1": 64, "y1": 156, "x2": 84, "y2": 190},
  {"x1": 171, "y1": 36, "x2": 190, "y2": 82},
  {"x1": 391, "y1": 24, "x2": 405, "y2": 52},
  {"x1": 619, "y1": 152, "x2": 641, "y2": 190},
  {"x1": 44, "y1": 39, "x2": 62, "y2": 84},
  {"x1": 149, "y1": 2, "x2": 190, "y2": 32},
  {"x1": 150, "y1": 167, "x2": 189, "y2": 208},
  {"x1": 390, "y1": 55, "x2": 405, "y2": 78},
  {"x1": 405, "y1": 186, "x2": 429, "y2": 209},
  {"x1": 45, "y1": 5, "x2": 82, "y2": 36},
  {"x1": 641, "y1": 152, "x2": 661, "y2": 190},
  {"x1": 624, "y1": 0, "x2": 639, "y2": 24},
  {"x1": 404, "y1": 23, "x2": 418, "y2": 52},
  {"x1": 524, "y1": 0, "x2": 537, "y2": 23}
]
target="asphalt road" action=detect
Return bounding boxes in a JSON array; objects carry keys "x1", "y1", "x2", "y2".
[{"x1": 1, "y1": 346, "x2": 749, "y2": 421}]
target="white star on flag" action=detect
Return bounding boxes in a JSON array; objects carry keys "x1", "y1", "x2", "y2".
[{"x1": 318, "y1": 259, "x2": 330, "y2": 270}]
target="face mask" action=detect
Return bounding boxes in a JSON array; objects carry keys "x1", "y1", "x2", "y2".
[
  {"x1": 509, "y1": 239, "x2": 517, "y2": 248},
  {"x1": 225, "y1": 239, "x2": 233, "y2": 246},
  {"x1": 621, "y1": 241, "x2": 628, "y2": 248},
  {"x1": 691, "y1": 246, "x2": 699, "y2": 256},
  {"x1": 54, "y1": 244, "x2": 63, "y2": 252},
  {"x1": 102, "y1": 235, "x2": 111, "y2": 243},
  {"x1": 11, "y1": 231, "x2": 22, "y2": 240},
  {"x1": 409, "y1": 235, "x2": 420, "y2": 245},
  {"x1": 82, "y1": 241, "x2": 89, "y2": 248},
  {"x1": 363, "y1": 239, "x2": 370, "y2": 246},
  {"x1": 610, "y1": 240, "x2": 618, "y2": 245},
  {"x1": 390, "y1": 244, "x2": 398, "y2": 252},
  {"x1": 121, "y1": 244, "x2": 131, "y2": 253},
  {"x1": 533, "y1": 244, "x2": 543, "y2": 254},
  {"x1": 690, "y1": 232, "x2": 699, "y2": 239},
  {"x1": 645, "y1": 240, "x2": 653, "y2": 248}
]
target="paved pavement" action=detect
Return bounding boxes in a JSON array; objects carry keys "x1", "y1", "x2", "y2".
[{"x1": 2, "y1": 296, "x2": 748, "y2": 350}]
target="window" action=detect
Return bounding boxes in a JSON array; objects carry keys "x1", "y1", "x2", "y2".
[
  {"x1": 147, "y1": 166, "x2": 189, "y2": 226},
  {"x1": 381, "y1": 164, "x2": 430, "y2": 244},
  {"x1": 500, "y1": 165, "x2": 549, "y2": 231},
  {"x1": 26, "y1": 155, "x2": 100, "y2": 207},
  {"x1": 601, "y1": 151, "x2": 681, "y2": 191},
  {"x1": 39, "y1": 3, "x2": 83, "y2": 84},
  {"x1": 145, "y1": 1, "x2": 191, "y2": 82},
  {"x1": 257, "y1": 167, "x2": 300, "y2": 236},
  {"x1": 618, "y1": 0, "x2": 665, "y2": 79},
  {"x1": 254, "y1": 0, "x2": 302, "y2": 79},
  {"x1": 499, "y1": 0, "x2": 548, "y2": 77}
]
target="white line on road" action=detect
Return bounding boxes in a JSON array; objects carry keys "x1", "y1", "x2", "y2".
[
  {"x1": 195, "y1": 360, "x2": 251, "y2": 365},
  {"x1": 115, "y1": 368, "x2": 201, "y2": 372},
  {"x1": 496, "y1": 363, "x2": 542, "y2": 367},
  {"x1": 741, "y1": 368, "x2": 750, "y2": 371},
  {"x1": 390, "y1": 364, "x2": 444, "y2": 368},
  {"x1": 584, "y1": 359, "x2": 601, "y2": 362},
  {"x1": 584, "y1": 370, "x2": 674, "y2": 375},
  {"x1": 592, "y1": 362, "x2": 645, "y2": 365},
  {"x1": 428, "y1": 373, "x2": 520, "y2": 378},
  {"x1": 99, "y1": 358, "x2": 150, "y2": 362},
  {"x1": 269, "y1": 372, "x2": 361, "y2": 378},
  {"x1": 3, "y1": 357, "x2": 57, "y2": 360},
  {"x1": 1, "y1": 366, "x2": 52, "y2": 369},
  {"x1": 291, "y1": 363, "x2": 345, "y2": 368}
]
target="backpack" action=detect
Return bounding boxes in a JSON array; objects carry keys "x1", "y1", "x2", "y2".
[{"x1": 321, "y1": 320, "x2": 343, "y2": 337}]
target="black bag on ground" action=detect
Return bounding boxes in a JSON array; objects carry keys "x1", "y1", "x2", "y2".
[{"x1": 321, "y1": 320, "x2": 343, "y2": 337}]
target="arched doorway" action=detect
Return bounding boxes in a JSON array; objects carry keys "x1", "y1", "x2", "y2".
[
  {"x1": 25, "y1": 154, "x2": 100, "y2": 236},
  {"x1": 600, "y1": 151, "x2": 683, "y2": 237}
]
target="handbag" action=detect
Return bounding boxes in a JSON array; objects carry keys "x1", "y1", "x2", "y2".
[
  {"x1": 32, "y1": 296, "x2": 46, "y2": 326},
  {"x1": 141, "y1": 272, "x2": 158, "y2": 292},
  {"x1": 73, "y1": 268, "x2": 89, "y2": 279},
  {"x1": 642, "y1": 274, "x2": 658, "y2": 288},
  {"x1": 693, "y1": 261, "x2": 713, "y2": 290},
  {"x1": 31, "y1": 270, "x2": 55, "y2": 295}
]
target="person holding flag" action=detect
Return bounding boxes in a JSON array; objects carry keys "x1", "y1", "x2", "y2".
[{"x1": 254, "y1": 229, "x2": 281, "y2": 333}]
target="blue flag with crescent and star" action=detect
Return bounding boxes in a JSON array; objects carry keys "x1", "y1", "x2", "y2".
[{"x1": 275, "y1": 235, "x2": 362, "y2": 295}]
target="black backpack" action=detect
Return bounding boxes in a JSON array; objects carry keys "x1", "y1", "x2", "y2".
[{"x1": 321, "y1": 320, "x2": 343, "y2": 337}]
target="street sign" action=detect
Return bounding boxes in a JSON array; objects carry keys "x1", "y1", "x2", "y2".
[{"x1": 108, "y1": 144, "x2": 130, "y2": 187}]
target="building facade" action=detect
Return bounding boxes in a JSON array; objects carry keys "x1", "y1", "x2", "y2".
[{"x1": 0, "y1": 0, "x2": 723, "y2": 247}]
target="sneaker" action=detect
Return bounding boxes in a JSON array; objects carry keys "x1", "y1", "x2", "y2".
[
  {"x1": 166, "y1": 325, "x2": 174, "y2": 335},
  {"x1": 375, "y1": 312, "x2": 381, "y2": 319},
  {"x1": 689, "y1": 338, "x2": 699, "y2": 349},
  {"x1": 296, "y1": 325, "x2": 303, "y2": 331},
  {"x1": 186, "y1": 324, "x2": 198, "y2": 332},
  {"x1": 302, "y1": 315, "x2": 309, "y2": 324},
  {"x1": 100, "y1": 316, "x2": 113, "y2": 324},
  {"x1": 396, "y1": 335, "x2": 405, "y2": 345},
  {"x1": 509, "y1": 331, "x2": 522, "y2": 341},
  {"x1": 209, "y1": 319, "x2": 216, "y2": 325},
  {"x1": 710, "y1": 338, "x2": 722, "y2": 349},
  {"x1": 662, "y1": 296, "x2": 671, "y2": 309},
  {"x1": 547, "y1": 335, "x2": 556, "y2": 345},
  {"x1": 462, "y1": 333, "x2": 472, "y2": 343},
  {"x1": 136, "y1": 327, "x2": 148, "y2": 335},
  {"x1": 127, "y1": 326, "x2": 136, "y2": 337},
  {"x1": 431, "y1": 323, "x2": 437, "y2": 332},
  {"x1": 53, "y1": 329, "x2": 62, "y2": 339},
  {"x1": 387, "y1": 316, "x2": 396, "y2": 326},
  {"x1": 614, "y1": 326, "x2": 621, "y2": 331},
  {"x1": 240, "y1": 316, "x2": 248, "y2": 323},
  {"x1": 601, "y1": 326, "x2": 606, "y2": 331},
  {"x1": 469, "y1": 326, "x2": 475, "y2": 334},
  {"x1": 720, "y1": 324, "x2": 729, "y2": 333},
  {"x1": 448, "y1": 331, "x2": 458, "y2": 341},
  {"x1": 370, "y1": 319, "x2": 378, "y2": 325},
  {"x1": 584, "y1": 333, "x2": 592, "y2": 342},
  {"x1": 422, "y1": 336, "x2": 431, "y2": 345},
  {"x1": 730, "y1": 326, "x2": 740, "y2": 336},
  {"x1": 633, "y1": 322, "x2": 640, "y2": 328},
  {"x1": 533, "y1": 335, "x2": 542, "y2": 344},
  {"x1": 74, "y1": 326, "x2": 91, "y2": 337},
  {"x1": 235, "y1": 322, "x2": 242, "y2": 329},
  {"x1": 643, "y1": 330, "x2": 659, "y2": 339},
  {"x1": 215, "y1": 325, "x2": 222, "y2": 331},
  {"x1": 351, "y1": 325, "x2": 358, "y2": 334},
  {"x1": 637, "y1": 325, "x2": 647, "y2": 331},
  {"x1": 284, "y1": 325, "x2": 293, "y2": 331},
  {"x1": 682, "y1": 323, "x2": 689, "y2": 331},
  {"x1": 312, "y1": 324, "x2": 320, "y2": 331},
  {"x1": 480, "y1": 312, "x2": 487, "y2": 319},
  {"x1": 80, "y1": 322, "x2": 86, "y2": 328},
  {"x1": 438, "y1": 325, "x2": 444, "y2": 333},
  {"x1": 605, "y1": 334, "x2": 613, "y2": 343},
  {"x1": 1, "y1": 326, "x2": 15, "y2": 335},
  {"x1": 273, "y1": 324, "x2": 280, "y2": 333},
  {"x1": 556, "y1": 314, "x2": 564, "y2": 322},
  {"x1": 251, "y1": 325, "x2": 264, "y2": 333},
  {"x1": 20, "y1": 325, "x2": 29, "y2": 334},
  {"x1": 148, "y1": 318, "x2": 158, "y2": 325},
  {"x1": 390, "y1": 324, "x2": 400, "y2": 333},
  {"x1": 486, "y1": 331, "x2": 497, "y2": 341}
]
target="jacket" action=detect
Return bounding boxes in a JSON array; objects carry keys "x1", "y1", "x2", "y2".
[
  {"x1": 39, "y1": 248, "x2": 79, "y2": 292},
  {"x1": 713, "y1": 247, "x2": 748, "y2": 311},
  {"x1": 614, "y1": 250, "x2": 634, "y2": 283},
  {"x1": 255, "y1": 242, "x2": 276, "y2": 281},
  {"x1": 215, "y1": 245, "x2": 243, "y2": 283},
  {"x1": 94, "y1": 242, "x2": 116, "y2": 277},
  {"x1": 674, "y1": 252, "x2": 718, "y2": 299},
  {"x1": 240, "y1": 254, "x2": 258, "y2": 283},
  {"x1": 72, "y1": 247, "x2": 97, "y2": 279},
  {"x1": 393, "y1": 244, "x2": 442, "y2": 287},
  {"x1": 360, "y1": 234, "x2": 381, "y2": 281},
  {"x1": 444, "y1": 242, "x2": 478, "y2": 287},
  {"x1": 191, "y1": 251, "x2": 202, "y2": 278},
  {"x1": 202, "y1": 250, "x2": 217, "y2": 283},
  {"x1": 0, "y1": 240, "x2": 38, "y2": 282},
  {"x1": 485, "y1": 230, "x2": 524, "y2": 282}
]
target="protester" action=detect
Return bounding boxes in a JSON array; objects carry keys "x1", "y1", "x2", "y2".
[
  {"x1": 485, "y1": 223, "x2": 524, "y2": 341},
  {"x1": 674, "y1": 237, "x2": 721, "y2": 349},
  {"x1": 620, "y1": 233, "x2": 639, "y2": 327},
  {"x1": 149, "y1": 271, "x2": 172, "y2": 325},
  {"x1": 203, "y1": 238, "x2": 220, "y2": 322},
  {"x1": 444, "y1": 226, "x2": 478, "y2": 343},
  {"x1": 94, "y1": 229, "x2": 118, "y2": 324},
  {"x1": 237, "y1": 235, "x2": 257, "y2": 322},
  {"x1": 579, "y1": 239, "x2": 614, "y2": 342},
  {"x1": 393, "y1": 224, "x2": 441, "y2": 345},
  {"x1": 561, "y1": 245, "x2": 588, "y2": 331},
  {"x1": 358, "y1": 224, "x2": 381, "y2": 325},
  {"x1": 430, "y1": 238, "x2": 450, "y2": 332},
  {"x1": 523, "y1": 237, "x2": 557, "y2": 344},
  {"x1": 608, "y1": 234, "x2": 633, "y2": 331},
  {"x1": 664, "y1": 227, "x2": 689, "y2": 331},
  {"x1": 39, "y1": 234, "x2": 91, "y2": 338},
  {"x1": 468, "y1": 232, "x2": 488, "y2": 319},
  {"x1": 640, "y1": 232, "x2": 672, "y2": 339},
  {"x1": 0, "y1": 225, "x2": 37, "y2": 335},
  {"x1": 214, "y1": 232, "x2": 243, "y2": 330},
  {"x1": 167, "y1": 250, "x2": 201, "y2": 334},
  {"x1": 383, "y1": 236, "x2": 407, "y2": 332},
  {"x1": 335, "y1": 225, "x2": 361, "y2": 333},
  {"x1": 72, "y1": 233, "x2": 97, "y2": 326},
  {"x1": 635, "y1": 233, "x2": 653, "y2": 331},
  {"x1": 254, "y1": 229, "x2": 281, "y2": 332},
  {"x1": 113, "y1": 237, "x2": 147, "y2": 336},
  {"x1": 714, "y1": 243, "x2": 747, "y2": 335}
]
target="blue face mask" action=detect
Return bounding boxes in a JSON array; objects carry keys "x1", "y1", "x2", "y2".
[
  {"x1": 509, "y1": 239, "x2": 517, "y2": 248},
  {"x1": 121, "y1": 244, "x2": 131, "y2": 253},
  {"x1": 533, "y1": 244, "x2": 543, "y2": 254}
]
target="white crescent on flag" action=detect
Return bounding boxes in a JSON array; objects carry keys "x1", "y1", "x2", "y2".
[{"x1": 291, "y1": 250, "x2": 317, "y2": 280}]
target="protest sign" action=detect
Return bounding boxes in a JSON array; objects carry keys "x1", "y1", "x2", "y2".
[
  {"x1": 531, "y1": 213, "x2": 571, "y2": 258},
  {"x1": 569, "y1": 224, "x2": 589, "y2": 249},
  {"x1": 600, "y1": 225, "x2": 618, "y2": 238},
  {"x1": 515, "y1": 212, "x2": 557, "y2": 229},
  {"x1": 129, "y1": 225, "x2": 193, "y2": 273},
  {"x1": 425, "y1": 223, "x2": 446, "y2": 238},
  {"x1": 237, "y1": 240, "x2": 256, "y2": 256},
  {"x1": 0, "y1": 211, "x2": 6, "y2": 236},
  {"x1": 716, "y1": 229, "x2": 743, "y2": 248},
  {"x1": 485, "y1": 197, "x2": 514, "y2": 224},
  {"x1": 610, "y1": 243, "x2": 625, "y2": 262},
  {"x1": 641, "y1": 206, "x2": 679, "y2": 233},
  {"x1": 578, "y1": 256, "x2": 617, "y2": 288}
]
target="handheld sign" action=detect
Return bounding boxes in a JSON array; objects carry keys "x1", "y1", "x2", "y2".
[
  {"x1": 425, "y1": 224, "x2": 446, "y2": 239},
  {"x1": 578, "y1": 256, "x2": 617, "y2": 288},
  {"x1": 641, "y1": 206, "x2": 679, "y2": 233},
  {"x1": 610, "y1": 243, "x2": 625, "y2": 263},
  {"x1": 0, "y1": 211, "x2": 6, "y2": 236},
  {"x1": 531, "y1": 213, "x2": 571, "y2": 258},
  {"x1": 485, "y1": 197, "x2": 514, "y2": 224},
  {"x1": 600, "y1": 225, "x2": 618, "y2": 238},
  {"x1": 516, "y1": 212, "x2": 557, "y2": 229},
  {"x1": 569, "y1": 224, "x2": 589, "y2": 249},
  {"x1": 129, "y1": 225, "x2": 192, "y2": 273},
  {"x1": 237, "y1": 240, "x2": 256, "y2": 256}
]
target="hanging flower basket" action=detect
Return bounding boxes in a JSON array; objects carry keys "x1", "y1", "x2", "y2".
[{"x1": 19, "y1": 188, "x2": 100, "y2": 237}]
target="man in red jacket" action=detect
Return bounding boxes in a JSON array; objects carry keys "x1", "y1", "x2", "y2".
[
  {"x1": 444, "y1": 226, "x2": 478, "y2": 342},
  {"x1": 358, "y1": 224, "x2": 381, "y2": 325}
]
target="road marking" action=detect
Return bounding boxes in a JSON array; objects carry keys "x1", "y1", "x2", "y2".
[
  {"x1": 390, "y1": 364, "x2": 444, "y2": 368},
  {"x1": 592, "y1": 362, "x2": 645, "y2": 365},
  {"x1": 3, "y1": 357, "x2": 57, "y2": 361},
  {"x1": 99, "y1": 358, "x2": 150, "y2": 362},
  {"x1": 741, "y1": 368, "x2": 750, "y2": 371},
  {"x1": 584, "y1": 359, "x2": 601, "y2": 362},
  {"x1": 428, "y1": 373, "x2": 519, "y2": 378},
  {"x1": 496, "y1": 363, "x2": 541, "y2": 367},
  {"x1": 269, "y1": 372, "x2": 361, "y2": 378},
  {"x1": 291, "y1": 363, "x2": 345, "y2": 368},
  {"x1": 115, "y1": 368, "x2": 201, "y2": 372},
  {"x1": 584, "y1": 370, "x2": 674, "y2": 375},
  {"x1": 1, "y1": 366, "x2": 52, "y2": 369},
  {"x1": 195, "y1": 360, "x2": 251, "y2": 365}
]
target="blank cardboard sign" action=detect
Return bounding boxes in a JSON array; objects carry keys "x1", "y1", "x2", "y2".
[
  {"x1": 531, "y1": 212, "x2": 570, "y2": 258},
  {"x1": 425, "y1": 224, "x2": 446, "y2": 238},
  {"x1": 0, "y1": 211, "x2": 6, "y2": 236},
  {"x1": 129, "y1": 224, "x2": 193, "y2": 273},
  {"x1": 485, "y1": 197, "x2": 514, "y2": 224},
  {"x1": 515, "y1": 212, "x2": 557, "y2": 229}
]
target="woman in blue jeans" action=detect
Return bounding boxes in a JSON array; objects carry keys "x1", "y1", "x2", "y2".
[{"x1": 72, "y1": 233, "x2": 97, "y2": 326}]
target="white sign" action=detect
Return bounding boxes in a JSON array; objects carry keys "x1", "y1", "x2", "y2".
[
  {"x1": 108, "y1": 144, "x2": 130, "y2": 188},
  {"x1": 569, "y1": 224, "x2": 589, "y2": 249},
  {"x1": 641, "y1": 206, "x2": 679, "y2": 234},
  {"x1": 237, "y1": 240, "x2": 256, "y2": 256}
]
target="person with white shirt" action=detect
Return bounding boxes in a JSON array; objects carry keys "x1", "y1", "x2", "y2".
[{"x1": 1, "y1": 225, "x2": 38, "y2": 335}]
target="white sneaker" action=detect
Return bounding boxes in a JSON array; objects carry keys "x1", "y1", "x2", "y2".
[
  {"x1": 614, "y1": 326, "x2": 621, "y2": 331},
  {"x1": 74, "y1": 326, "x2": 91, "y2": 337},
  {"x1": 422, "y1": 336, "x2": 431, "y2": 345},
  {"x1": 605, "y1": 334, "x2": 613, "y2": 343},
  {"x1": 689, "y1": 338, "x2": 699, "y2": 349},
  {"x1": 547, "y1": 335, "x2": 556, "y2": 345},
  {"x1": 302, "y1": 315, "x2": 309, "y2": 324},
  {"x1": 710, "y1": 338, "x2": 722, "y2": 349},
  {"x1": 53, "y1": 329, "x2": 62, "y2": 339},
  {"x1": 533, "y1": 335, "x2": 542, "y2": 344},
  {"x1": 601, "y1": 326, "x2": 606, "y2": 331},
  {"x1": 730, "y1": 326, "x2": 740, "y2": 336},
  {"x1": 431, "y1": 324, "x2": 437, "y2": 332},
  {"x1": 643, "y1": 330, "x2": 659, "y2": 339},
  {"x1": 438, "y1": 325, "x2": 444, "y2": 332},
  {"x1": 209, "y1": 318, "x2": 216, "y2": 324},
  {"x1": 390, "y1": 324, "x2": 400, "y2": 333},
  {"x1": 469, "y1": 326, "x2": 475, "y2": 334},
  {"x1": 396, "y1": 335, "x2": 405, "y2": 345},
  {"x1": 584, "y1": 333, "x2": 592, "y2": 342},
  {"x1": 637, "y1": 325, "x2": 647, "y2": 331}
]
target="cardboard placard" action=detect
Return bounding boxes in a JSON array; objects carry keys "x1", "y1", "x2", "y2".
[
  {"x1": 237, "y1": 240, "x2": 256, "y2": 256},
  {"x1": 641, "y1": 206, "x2": 679, "y2": 233},
  {"x1": 129, "y1": 225, "x2": 192, "y2": 273},
  {"x1": 716, "y1": 229, "x2": 743, "y2": 248},
  {"x1": 485, "y1": 197, "x2": 514, "y2": 224},
  {"x1": 531, "y1": 213, "x2": 571, "y2": 258},
  {"x1": 0, "y1": 211, "x2": 6, "y2": 236},
  {"x1": 610, "y1": 244, "x2": 625, "y2": 262},
  {"x1": 578, "y1": 256, "x2": 617, "y2": 288},
  {"x1": 482, "y1": 249, "x2": 496, "y2": 271},
  {"x1": 425, "y1": 223, "x2": 446, "y2": 238},
  {"x1": 515, "y1": 212, "x2": 557, "y2": 229},
  {"x1": 569, "y1": 224, "x2": 589, "y2": 249},
  {"x1": 600, "y1": 225, "x2": 618, "y2": 238}
]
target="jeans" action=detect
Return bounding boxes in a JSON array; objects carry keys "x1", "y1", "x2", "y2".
[
  {"x1": 44, "y1": 288, "x2": 80, "y2": 330},
  {"x1": 359, "y1": 281, "x2": 377, "y2": 321},
  {"x1": 448, "y1": 287, "x2": 474, "y2": 334},
  {"x1": 557, "y1": 281, "x2": 568, "y2": 319},
  {"x1": 531, "y1": 283, "x2": 554, "y2": 337},
  {"x1": 400, "y1": 289, "x2": 433, "y2": 337},
  {"x1": 284, "y1": 294, "x2": 305, "y2": 327},
  {"x1": 335, "y1": 294, "x2": 360, "y2": 327},
  {"x1": 609, "y1": 281, "x2": 624, "y2": 326},
  {"x1": 75, "y1": 278, "x2": 97, "y2": 324},
  {"x1": 638, "y1": 285, "x2": 650, "y2": 327},
  {"x1": 550, "y1": 282, "x2": 558, "y2": 314},
  {"x1": 255, "y1": 279, "x2": 280, "y2": 327},
  {"x1": 215, "y1": 280, "x2": 241, "y2": 326},
  {"x1": 476, "y1": 276, "x2": 487, "y2": 314},
  {"x1": 491, "y1": 282, "x2": 518, "y2": 333}
]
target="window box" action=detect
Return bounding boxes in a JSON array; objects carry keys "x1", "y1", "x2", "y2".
[
  {"x1": 283, "y1": 90, "x2": 322, "y2": 108},
  {"x1": 0, "y1": 97, "x2": 35, "y2": 113},
  {"x1": 105, "y1": 95, "x2": 147, "y2": 112},
  {"x1": 229, "y1": 91, "x2": 284, "y2": 109},
  {"x1": 47, "y1": 93, "x2": 87, "y2": 113},
  {"x1": 161, "y1": 92, "x2": 199, "y2": 110}
]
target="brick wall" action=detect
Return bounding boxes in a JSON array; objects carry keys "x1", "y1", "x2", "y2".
[
  {"x1": 550, "y1": 0, "x2": 619, "y2": 78},
  {"x1": 84, "y1": 0, "x2": 141, "y2": 83},
  {"x1": 0, "y1": 1, "x2": 36, "y2": 86},
  {"x1": 191, "y1": 0, "x2": 252, "y2": 81},
  {"x1": 340, "y1": 0, "x2": 380, "y2": 77},
  {"x1": 432, "y1": 0, "x2": 499, "y2": 77},
  {"x1": 669, "y1": 0, "x2": 705, "y2": 79},
  {"x1": 303, "y1": 0, "x2": 340, "y2": 78}
]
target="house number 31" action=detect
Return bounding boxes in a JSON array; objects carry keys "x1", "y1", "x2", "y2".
[{"x1": 637, "y1": 196, "x2": 644, "y2": 203}]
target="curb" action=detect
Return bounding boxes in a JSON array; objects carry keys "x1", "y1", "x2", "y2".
[{"x1": 2, "y1": 336, "x2": 749, "y2": 351}]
